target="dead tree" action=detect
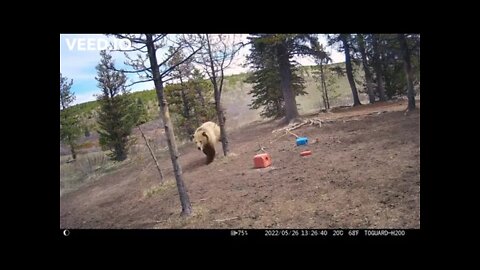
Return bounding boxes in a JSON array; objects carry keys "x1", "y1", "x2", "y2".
[{"x1": 138, "y1": 125, "x2": 163, "y2": 181}]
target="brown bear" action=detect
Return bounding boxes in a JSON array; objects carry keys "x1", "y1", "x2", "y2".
[{"x1": 193, "y1": 121, "x2": 221, "y2": 164}]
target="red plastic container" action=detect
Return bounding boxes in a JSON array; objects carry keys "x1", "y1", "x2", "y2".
[
  {"x1": 253, "y1": 153, "x2": 272, "y2": 168},
  {"x1": 300, "y1": 150, "x2": 312, "y2": 156}
]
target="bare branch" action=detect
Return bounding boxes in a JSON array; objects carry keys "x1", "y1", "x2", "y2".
[
  {"x1": 160, "y1": 45, "x2": 203, "y2": 78},
  {"x1": 123, "y1": 51, "x2": 151, "y2": 74},
  {"x1": 157, "y1": 45, "x2": 185, "y2": 67},
  {"x1": 218, "y1": 38, "x2": 228, "y2": 69},
  {"x1": 210, "y1": 35, "x2": 244, "y2": 71},
  {"x1": 162, "y1": 76, "x2": 176, "y2": 83},
  {"x1": 224, "y1": 41, "x2": 245, "y2": 69},
  {"x1": 110, "y1": 66, "x2": 151, "y2": 74},
  {"x1": 166, "y1": 34, "x2": 186, "y2": 48},
  {"x1": 219, "y1": 64, "x2": 225, "y2": 95},
  {"x1": 153, "y1": 34, "x2": 167, "y2": 43},
  {"x1": 115, "y1": 34, "x2": 147, "y2": 44},
  {"x1": 138, "y1": 71, "x2": 153, "y2": 81},
  {"x1": 110, "y1": 43, "x2": 148, "y2": 53},
  {"x1": 125, "y1": 78, "x2": 152, "y2": 88}
]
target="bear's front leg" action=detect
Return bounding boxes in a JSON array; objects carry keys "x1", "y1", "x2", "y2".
[{"x1": 202, "y1": 144, "x2": 216, "y2": 164}]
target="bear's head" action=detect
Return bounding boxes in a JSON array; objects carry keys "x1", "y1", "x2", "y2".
[{"x1": 193, "y1": 129, "x2": 210, "y2": 152}]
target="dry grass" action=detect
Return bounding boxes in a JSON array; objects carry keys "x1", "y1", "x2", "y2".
[
  {"x1": 218, "y1": 152, "x2": 239, "y2": 164},
  {"x1": 77, "y1": 141, "x2": 96, "y2": 149},
  {"x1": 60, "y1": 151, "x2": 118, "y2": 196},
  {"x1": 143, "y1": 178, "x2": 176, "y2": 198},
  {"x1": 153, "y1": 205, "x2": 210, "y2": 229},
  {"x1": 60, "y1": 138, "x2": 169, "y2": 197}
]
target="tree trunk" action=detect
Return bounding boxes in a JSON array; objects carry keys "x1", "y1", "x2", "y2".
[
  {"x1": 179, "y1": 78, "x2": 194, "y2": 136},
  {"x1": 194, "y1": 86, "x2": 205, "y2": 130},
  {"x1": 63, "y1": 110, "x2": 77, "y2": 160},
  {"x1": 113, "y1": 138, "x2": 127, "y2": 161},
  {"x1": 340, "y1": 34, "x2": 362, "y2": 106},
  {"x1": 69, "y1": 142, "x2": 76, "y2": 160},
  {"x1": 398, "y1": 34, "x2": 416, "y2": 112},
  {"x1": 277, "y1": 41, "x2": 299, "y2": 124},
  {"x1": 323, "y1": 77, "x2": 330, "y2": 109},
  {"x1": 180, "y1": 88, "x2": 193, "y2": 135},
  {"x1": 216, "y1": 102, "x2": 229, "y2": 156},
  {"x1": 357, "y1": 34, "x2": 376, "y2": 104},
  {"x1": 371, "y1": 34, "x2": 387, "y2": 101},
  {"x1": 138, "y1": 125, "x2": 164, "y2": 181},
  {"x1": 195, "y1": 87, "x2": 206, "y2": 107},
  {"x1": 319, "y1": 62, "x2": 327, "y2": 110},
  {"x1": 206, "y1": 34, "x2": 229, "y2": 156},
  {"x1": 319, "y1": 61, "x2": 330, "y2": 110},
  {"x1": 276, "y1": 100, "x2": 282, "y2": 117},
  {"x1": 179, "y1": 78, "x2": 189, "y2": 119},
  {"x1": 146, "y1": 34, "x2": 192, "y2": 216}
]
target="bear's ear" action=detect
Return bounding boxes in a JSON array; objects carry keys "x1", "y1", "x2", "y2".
[{"x1": 202, "y1": 131, "x2": 209, "y2": 141}]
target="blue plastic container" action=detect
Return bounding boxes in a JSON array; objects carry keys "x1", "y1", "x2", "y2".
[{"x1": 296, "y1": 137, "x2": 308, "y2": 146}]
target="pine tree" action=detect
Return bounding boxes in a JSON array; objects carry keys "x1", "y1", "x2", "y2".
[
  {"x1": 60, "y1": 73, "x2": 81, "y2": 160},
  {"x1": 311, "y1": 43, "x2": 333, "y2": 110},
  {"x1": 165, "y1": 44, "x2": 217, "y2": 141},
  {"x1": 246, "y1": 34, "x2": 320, "y2": 123},
  {"x1": 356, "y1": 34, "x2": 376, "y2": 104},
  {"x1": 397, "y1": 34, "x2": 416, "y2": 112},
  {"x1": 245, "y1": 39, "x2": 306, "y2": 118},
  {"x1": 167, "y1": 47, "x2": 195, "y2": 136},
  {"x1": 130, "y1": 98, "x2": 149, "y2": 125},
  {"x1": 164, "y1": 69, "x2": 216, "y2": 140},
  {"x1": 95, "y1": 50, "x2": 135, "y2": 161},
  {"x1": 338, "y1": 34, "x2": 362, "y2": 106},
  {"x1": 373, "y1": 34, "x2": 420, "y2": 100},
  {"x1": 371, "y1": 34, "x2": 388, "y2": 101},
  {"x1": 188, "y1": 69, "x2": 216, "y2": 126}
]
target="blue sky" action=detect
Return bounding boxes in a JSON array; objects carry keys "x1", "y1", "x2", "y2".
[{"x1": 60, "y1": 34, "x2": 344, "y2": 105}]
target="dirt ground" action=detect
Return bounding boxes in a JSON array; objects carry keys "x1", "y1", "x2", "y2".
[{"x1": 60, "y1": 100, "x2": 420, "y2": 229}]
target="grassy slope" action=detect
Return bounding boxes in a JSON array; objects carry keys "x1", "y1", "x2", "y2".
[
  {"x1": 67, "y1": 62, "x2": 366, "y2": 132},
  {"x1": 61, "y1": 62, "x2": 371, "y2": 193}
]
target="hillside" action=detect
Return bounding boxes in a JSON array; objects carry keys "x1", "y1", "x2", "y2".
[
  {"x1": 61, "y1": 62, "x2": 371, "y2": 155},
  {"x1": 60, "y1": 99, "x2": 420, "y2": 229}
]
